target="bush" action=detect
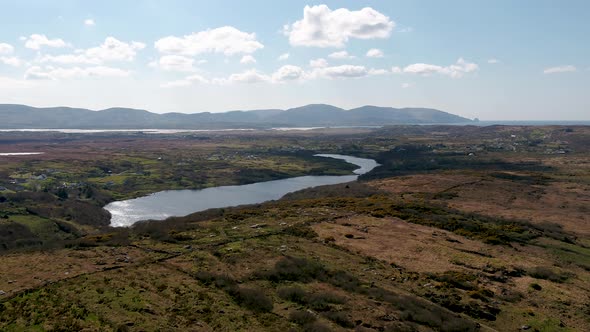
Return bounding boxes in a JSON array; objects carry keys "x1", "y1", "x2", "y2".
[
  {"x1": 527, "y1": 266, "x2": 571, "y2": 283},
  {"x1": 278, "y1": 286, "x2": 306, "y2": 303},
  {"x1": 233, "y1": 287, "x2": 273, "y2": 313},
  {"x1": 322, "y1": 310, "x2": 354, "y2": 328},
  {"x1": 284, "y1": 224, "x2": 318, "y2": 239},
  {"x1": 289, "y1": 310, "x2": 316, "y2": 325},
  {"x1": 264, "y1": 256, "x2": 326, "y2": 282}
]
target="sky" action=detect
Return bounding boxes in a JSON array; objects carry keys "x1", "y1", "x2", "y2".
[{"x1": 0, "y1": 0, "x2": 588, "y2": 120}]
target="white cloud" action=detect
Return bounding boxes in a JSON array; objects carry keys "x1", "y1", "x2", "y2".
[
  {"x1": 213, "y1": 69, "x2": 270, "y2": 85},
  {"x1": 0, "y1": 56, "x2": 22, "y2": 66},
  {"x1": 272, "y1": 65, "x2": 304, "y2": 82},
  {"x1": 403, "y1": 58, "x2": 478, "y2": 78},
  {"x1": 24, "y1": 34, "x2": 69, "y2": 50},
  {"x1": 309, "y1": 58, "x2": 328, "y2": 68},
  {"x1": 487, "y1": 58, "x2": 500, "y2": 64},
  {"x1": 25, "y1": 65, "x2": 130, "y2": 80},
  {"x1": 391, "y1": 66, "x2": 402, "y2": 73},
  {"x1": 368, "y1": 68, "x2": 389, "y2": 75},
  {"x1": 40, "y1": 54, "x2": 96, "y2": 65},
  {"x1": 278, "y1": 53, "x2": 289, "y2": 61},
  {"x1": 543, "y1": 65, "x2": 576, "y2": 74},
  {"x1": 185, "y1": 74, "x2": 209, "y2": 84},
  {"x1": 84, "y1": 19, "x2": 95, "y2": 26},
  {"x1": 285, "y1": 5, "x2": 394, "y2": 47},
  {"x1": 366, "y1": 48, "x2": 384, "y2": 58},
  {"x1": 197, "y1": 59, "x2": 208, "y2": 64},
  {"x1": 398, "y1": 27, "x2": 413, "y2": 33},
  {"x1": 240, "y1": 55, "x2": 256, "y2": 64},
  {"x1": 160, "y1": 74, "x2": 209, "y2": 88},
  {"x1": 85, "y1": 37, "x2": 145, "y2": 62},
  {"x1": 401, "y1": 82, "x2": 414, "y2": 88},
  {"x1": 312, "y1": 65, "x2": 369, "y2": 79},
  {"x1": 328, "y1": 51, "x2": 355, "y2": 59},
  {"x1": 0, "y1": 43, "x2": 14, "y2": 54},
  {"x1": 39, "y1": 37, "x2": 145, "y2": 64},
  {"x1": 155, "y1": 26, "x2": 263, "y2": 56},
  {"x1": 403, "y1": 63, "x2": 444, "y2": 75},
  {"x1": 151, "y1": 55, "x2": 195, "y2": 72}
]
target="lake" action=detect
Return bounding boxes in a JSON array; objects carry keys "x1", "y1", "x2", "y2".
[
  {"x1": 105, "y1": 154, "x2": 379, "y2": 227},
  {"x1": 0, "y1": 152, "x2": 44, "y2": 156}
]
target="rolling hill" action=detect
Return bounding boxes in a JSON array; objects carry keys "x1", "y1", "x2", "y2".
[{"x1": 0, "y1": 104, "x2": 474, "y2": 129}]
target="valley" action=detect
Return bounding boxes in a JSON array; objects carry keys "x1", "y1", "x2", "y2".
[{"x1": 0, "y1": 125, "x2": 589, "y2": 331}]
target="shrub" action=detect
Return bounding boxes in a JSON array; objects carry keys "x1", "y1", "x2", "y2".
[
  {"x1": 265, "y1": 256, "x2": 326, "y2": 282},
  {"x1": 289, "y1": 310, "x2": 316, "y2": 325},
  {"x1": 527, "y1": 266, "x2": 571, "y2": 283},
  {"x1": 233, "y1": 287, "x2": 274, "y2": 313},
  {"x1": 284, "y1": 224, "x2": 318, "y2": 239},
  {"x1": 322, "y1": 310, "x2": 354, "y2": 328},
  {"x1": 277, "y1": 286, "x2": 306, "y2": 303}
]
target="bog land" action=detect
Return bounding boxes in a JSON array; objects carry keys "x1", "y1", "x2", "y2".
[{"x1": 0, "y1": 125, "x2": 589, "y2": 331}]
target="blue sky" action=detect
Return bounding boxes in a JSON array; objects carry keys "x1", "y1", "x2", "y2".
[{"x1": 0, "y1": 0, "x2": 588, "y2": 120}]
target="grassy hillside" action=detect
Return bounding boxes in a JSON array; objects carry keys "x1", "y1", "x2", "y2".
[{"x1": 0, "y1": 126, "x2": 589, "y2": 331}]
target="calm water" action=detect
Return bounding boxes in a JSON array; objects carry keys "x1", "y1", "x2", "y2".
[
  {"x1": 0, "y1": 152, "x2": 44, "y2": 156},
  {"x1": 105, "y1": 154, "x2": 379, "y2": 227}
]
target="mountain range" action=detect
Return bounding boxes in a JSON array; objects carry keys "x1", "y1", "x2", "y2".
[{"x1": 0, "y1": 104, "x2": 474, "y2": 129}]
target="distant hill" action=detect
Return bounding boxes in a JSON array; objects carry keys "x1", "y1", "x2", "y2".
[{"x1": 0, "y1": 104, "x2": 473, "y2": 129}]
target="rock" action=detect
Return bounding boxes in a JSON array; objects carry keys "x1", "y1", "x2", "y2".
[
  {"x1": 184, "y1": 245, "x2": 192, "y2": 250},
  {"x1": 0, "y1": 290, "x2": 5, "y2": 296},
  {"x1": 520, "y1": 325, "x2": 531, "y2": 330}
]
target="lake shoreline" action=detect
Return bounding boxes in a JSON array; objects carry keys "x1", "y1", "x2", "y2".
[{"x1": 105, "y1": 154, "x2": 379, "y2": 227}]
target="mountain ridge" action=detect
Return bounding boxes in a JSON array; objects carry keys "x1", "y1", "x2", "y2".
[{"x1": 0, "y1": 104, "x2": 474, "y2": 129}]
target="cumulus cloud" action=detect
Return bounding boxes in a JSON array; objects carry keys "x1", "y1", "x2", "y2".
[
  {"x1": 39, "y1": 37, "x2": 145, "y2": 64},
  {"x1": 368, "y1": 68, "x2": 389, "y2": 75},
  {"x1": 84, "y1": 19, "x2": 95, "y2": 26},
  {"x1": 25, "y1": 65, "x2": 130, "y2": 80},
  {"x1": 391, "y1": 66, "x2": 402, "y2": 73},
  {"x1": 487, "y1": 58, "x2": 500, "y2": 64},
  {"x1": 160, "y1": 74, "x2": 209, "y2": 88},
  {"x1": 211, "y1": 69, "x2": 270, "y2": 85},
  {"x1": 155, "y1": 26, "x2": 263, "y2": 56},
  {"x1": 163, "y1": 61, "x2": 385, "y2": 87},
  {"x1": 309, "y1": 58, "x2": 328, "y2": 68},
  {"x1": 543, "y1": 65, "x2": 576, "y2": 74},
  {"x1": 403, "y1": 58, "x2": 478, "y2": 78},
  {"x1": 0, "y1": 43, "x2": 14, "y2": 54},
  {"x1": 0, "y1": 56, "x2": 22, "y2": 66},
  {"x1": 85, "y1": 37, "x2": 145, "y2": 62},
  {"x1": 24, "y1": 34, "x2": 69, "y2": 50},
  {"x1": 312, "y1": 65, "x2": 369, "y2": 79},
  {"x1": 272, "y1": 65, "x2": 304, "y2": 82},
  {"x1": 366, "y1": 48, "x2": 384, "y2": 58},
  {"x1": 240, "y1": 55, "x2": 257, "y2": 64},
  {"x1": 285, "y1": 5, "x2": 394, "y2": 47},
  {"x1": 278, "y1": 53, "x2": 289, "y2": 61},
  {"x1": 328, "y1": 51, "x2": 355, "y2": 59},
  {"x1": 150, "y1": 55, "x2": 196, "y2": 72}
]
